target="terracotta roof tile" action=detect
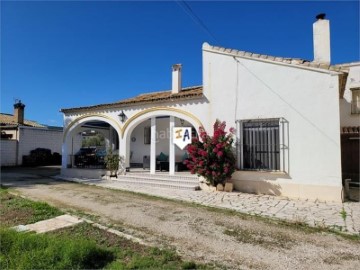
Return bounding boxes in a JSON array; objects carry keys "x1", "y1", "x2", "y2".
[
  {"x1": 0, "y1": 113, "x2": 45, "y2": 127},
  {"x1": 203, "y1": 43, "x2": 346, "y2": 73},
  {"x1": 61, "y1": 85, "x2": 203, "y2": 113}
]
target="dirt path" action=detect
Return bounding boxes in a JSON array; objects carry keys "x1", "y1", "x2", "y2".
[{"x1": 2, "y1": 172, "x2": 359, "y2": 270}]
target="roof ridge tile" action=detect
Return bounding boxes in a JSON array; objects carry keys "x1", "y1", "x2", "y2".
[
  {"x1": 205, "y1": 43, "x2": 344, "y2": 73},
  {"x1": 61, "y1": 86, "x2": 204, "y2": 113}
]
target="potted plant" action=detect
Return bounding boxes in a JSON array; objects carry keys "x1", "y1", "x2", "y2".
[
  {"x1": 104, "y1": 149, "x2": 120, "y2": 178},
  {"x1": 184, "y1": 120, "x2": 236, "y2": 191}
]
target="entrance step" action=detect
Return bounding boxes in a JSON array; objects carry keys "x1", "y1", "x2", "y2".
[
  {"x1": 113, "y1": 173, "x2": 200, "y2": 191},
  {"x1": 126, "y1": 172, "x2": 198, "y2": 181}
]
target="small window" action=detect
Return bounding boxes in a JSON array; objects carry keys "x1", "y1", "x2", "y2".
[
  {"x1": 351, "y1": 88, "x2": 360, "y2": 114},
  {"x1": 144, "y1": 126, "x2": 151, "y2": 144},
  {"x1": 238, "y1": 118, "x2": 288, "y2": 172}
]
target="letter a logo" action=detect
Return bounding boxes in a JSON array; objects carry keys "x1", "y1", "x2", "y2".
[{"x1": 183, "y1": 129, "x2": 190, "y2": 142}]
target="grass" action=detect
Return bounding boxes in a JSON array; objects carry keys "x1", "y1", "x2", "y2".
[
  {"x1": 0, "y1": 186, "x2": 63, "y2": 227},
  {"x1": 53, "y1": 222, "x2": 207, "y2": 269},
  {"x1": 0, "y1": 225, "x2": 204, "y2": 270},
  {"x1": 0, "y1": 228, "x2": 114, "y2": 270},
  {"x1": 0, "y1": 187, "x2": 207, "y2": 269}
]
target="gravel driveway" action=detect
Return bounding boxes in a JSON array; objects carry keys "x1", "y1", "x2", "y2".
[{"x1": 2, "y1": 167, "x2": 360, "y2": 269}]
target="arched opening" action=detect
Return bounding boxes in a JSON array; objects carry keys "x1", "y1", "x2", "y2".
[
  {"x1": 62, "y1": 116, "x2": 121, "y2": 178},
  {"x1": 128, "y1": 116, "x2": 196, "y2": 171},
  {"x1": 122, "y1": 108, "x2": 202, "y2": 174}
]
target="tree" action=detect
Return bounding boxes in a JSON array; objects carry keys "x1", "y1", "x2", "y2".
[{"x1": 82, "y1": 133, "x2": 105, "y2": 147}]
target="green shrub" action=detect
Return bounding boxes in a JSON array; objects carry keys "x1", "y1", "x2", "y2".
[{"x1": 104, "y1": 149, "x2": 121, "y2": 176}]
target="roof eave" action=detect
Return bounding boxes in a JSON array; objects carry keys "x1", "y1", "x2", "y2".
[
  {"x1": 203, "y1": 42, "x2": 344, "y2": 75},
  {"x1": 60, "y1": 93, "x2": 204, "y2": 114}
]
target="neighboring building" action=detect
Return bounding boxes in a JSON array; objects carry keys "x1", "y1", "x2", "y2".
[
  {"x1": 60, "y1": 15, "x2": 359, "y2": 202},
  {"x1": 1, "y1": 101, "x2": 63, "y2": 166}
]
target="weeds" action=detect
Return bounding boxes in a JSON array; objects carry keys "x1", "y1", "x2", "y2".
[
  {"x1": 340, "y1": 206, "x2": 348, "y2": 231},
  {"x1": 0, "y1": 228, "x2": 114, "y2": 269},
  {"x1": 0, "y1": 188, "x2": 62, "y2": 226},
  {"x1": 53, "y1": 223, "x2": 206, "y2": 269},
  {"x1": 223, "y1": 227, "x2": 296, "y2": 249}
]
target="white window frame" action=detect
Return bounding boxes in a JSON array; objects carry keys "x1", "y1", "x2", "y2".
[{"x1": 236, "y1": 118, "x2": 289, "y2": 173}]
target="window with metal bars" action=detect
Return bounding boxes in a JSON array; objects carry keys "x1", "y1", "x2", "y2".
[{"x1": 241, "y1": 119, "x2": 281, "y2": 171}]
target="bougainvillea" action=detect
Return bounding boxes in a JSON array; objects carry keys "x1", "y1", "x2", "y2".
[{"x1": 184, "y1": 120, "x2": 236, "y2": 186}]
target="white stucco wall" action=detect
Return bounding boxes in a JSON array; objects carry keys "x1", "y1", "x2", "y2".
[
  {"x1": 339, "y1": 63, "x2": 360, "y2": 126},
  {"x1": 203, "y1": 45, "x2": 343, "y2": 201},
  {"x1": 60, "y1": 44, "x2": 350, "y2": 202},
  {"x1": 129, "y1": 119, "x2": 151, "y2": 163},
  {"x1": 18, "y1": 126, "x2": 63, "y2": 165}
]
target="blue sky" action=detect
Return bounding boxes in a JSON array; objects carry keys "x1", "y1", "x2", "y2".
[{"x1": 1, "y1": 0, "x2": 359, "y2": 127}]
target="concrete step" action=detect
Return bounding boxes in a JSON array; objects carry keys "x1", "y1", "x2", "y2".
[
  {"x1": 113, "y1": 175, "x2": 200, "y2": 190},
  {"x1": 126, "y1": 172, "x2": 198, "y2": 181},
  {"x1": 117, "y1": 174, "x2": 198, "y2": 185}
]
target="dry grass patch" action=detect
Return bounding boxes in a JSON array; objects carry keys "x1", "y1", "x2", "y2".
[
  {"x1": 323, "y1": 251, "x2": 360, "y2": 265},
  {"x1": 224, "y1": 227, "x2": 296, "y2": 249}
]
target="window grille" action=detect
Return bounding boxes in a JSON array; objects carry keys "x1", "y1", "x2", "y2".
[{"x1": 236, "y1": 118, "x2": 288, "y2": 172}]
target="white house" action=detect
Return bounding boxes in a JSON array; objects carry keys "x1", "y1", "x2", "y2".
[
  {"x1": 1, "y1": 101, "x2": 63, "y2": 166},
  {"x1": 60, "y1": 15, "x2": 359, "y2": 202}
]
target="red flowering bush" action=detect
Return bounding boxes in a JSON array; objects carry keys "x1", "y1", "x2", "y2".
[{"x1": 184, "y1": 120, "x2": 236, "y2": 186}]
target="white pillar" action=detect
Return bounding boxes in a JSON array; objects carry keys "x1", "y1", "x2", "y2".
[
  {"x1": 169, "y1": 116, "x2": 175, "y2": 175},
  {"x1": 108, "y1": 127, "x2": 113, "y2": 150},
  {"x1": 150, "y1": 117, "x2": 156, "y2": 174},
  {"x1": 119, "y1": 132, "x2": 128, "y2": 167}
]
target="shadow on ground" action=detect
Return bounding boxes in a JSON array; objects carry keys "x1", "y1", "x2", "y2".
[{"x1": 1, "y1": 166, "x2": 65, "y2": 188}]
